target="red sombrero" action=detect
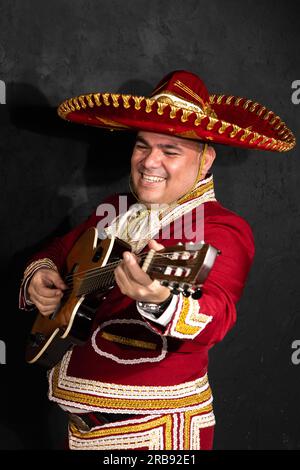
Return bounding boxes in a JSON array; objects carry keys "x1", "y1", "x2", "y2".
[{"x1": 57, "y1": 70, "x2": 296, "y2": 152}]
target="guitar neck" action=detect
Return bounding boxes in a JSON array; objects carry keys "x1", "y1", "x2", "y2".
[
  {"x1": 64, "y1": 240, "x2": 217, "y2": 299},
  {"x1": 74, "y1": 262, "x2": 118, "y2": 297},
  {"x1": 70, "y1": 243, "x2": 153, "y2": 298}
]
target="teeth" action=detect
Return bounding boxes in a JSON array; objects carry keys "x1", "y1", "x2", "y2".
[{"x1": 142, "y1": 174, "x2": 165, "y2": 182}]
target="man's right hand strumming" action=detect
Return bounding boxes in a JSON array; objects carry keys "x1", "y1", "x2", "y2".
[{"x1": 27, "y1": 268, "x2": 67, "y2": 316}]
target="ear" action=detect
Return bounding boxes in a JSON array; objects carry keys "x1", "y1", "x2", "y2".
[{"x1": 200, "y1": 145, "x2": 216, "y2": 179}]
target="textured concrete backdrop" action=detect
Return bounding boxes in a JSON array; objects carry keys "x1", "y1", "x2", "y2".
[{"x1": 0, "y1": 0, "x2": 299, "y2": 449}]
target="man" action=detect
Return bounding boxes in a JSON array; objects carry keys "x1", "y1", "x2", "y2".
[{"x1": 20, "y1": 70, "x2": 295, "y2": 450}]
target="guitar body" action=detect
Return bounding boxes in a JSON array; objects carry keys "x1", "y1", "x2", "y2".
[{"x1": 26, "y1": 228, "x2": 130, "y2": 368}]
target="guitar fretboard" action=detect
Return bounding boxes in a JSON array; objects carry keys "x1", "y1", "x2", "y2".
[{"x1": 76, "y1": 264, "x2": 117, "y2": 296}]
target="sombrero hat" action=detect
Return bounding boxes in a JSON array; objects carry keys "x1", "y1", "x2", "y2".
[{"x1": 57, "y1": 70, "x2": 296, "y2": 152}]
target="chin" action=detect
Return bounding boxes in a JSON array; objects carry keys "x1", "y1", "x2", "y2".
[
  {"x1": 133, "y1": 181, "x2": 170, "y2": 205},
  {"x1": 139, "y1": 195, "x2": 161, "y2": 205},
  {"x1": 136, "y1": 191, "x2": 162, "y2": 205}
]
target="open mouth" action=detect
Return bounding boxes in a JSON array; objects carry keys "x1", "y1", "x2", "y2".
[{"x1": 140, "y1": 172, "x2": 166, "y2": 183}]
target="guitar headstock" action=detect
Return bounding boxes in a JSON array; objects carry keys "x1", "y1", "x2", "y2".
[{"x1": 143, "y1": 242, "x2": 220, "y2": 299}]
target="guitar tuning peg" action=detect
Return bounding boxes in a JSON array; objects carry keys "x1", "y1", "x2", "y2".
[
  {"x1": 182, "y1": 284, "x2": 191, "y2": 297},
  {"x1": 160, "y1": 280, "x2": 169, "y2": 287},
  {"x1": 170, "y1": 282, "x2": 180, "y2": 295},
  {"x1": 171, "y1": 288, "x2": 181, "y2": 295},
  {"x1": 191, "y1": 288, "x2": 202, "y2": 300},
  {"x1": 183, "y1": 289, "x2": 191, "y2": 297}
]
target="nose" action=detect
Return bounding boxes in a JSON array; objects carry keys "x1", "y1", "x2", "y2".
[{"x1": 142, "y1": 148, "x2": 162, "y2": 169}]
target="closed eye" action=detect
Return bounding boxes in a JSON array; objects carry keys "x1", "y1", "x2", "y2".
[
  {"x1": 135, "y1": 143, "x2": 149, "y2": 150},
  {"x1": 164, "y1": 151, "x2": 181, "y2": 157}
]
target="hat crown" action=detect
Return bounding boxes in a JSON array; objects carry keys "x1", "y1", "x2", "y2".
[{"x1": 150, "y1": 70, "x2": 210, "y2": 113}]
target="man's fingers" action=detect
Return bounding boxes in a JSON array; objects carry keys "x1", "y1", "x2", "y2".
[
  {"x1": 122, "y1": 252, "x2": 152, "y2": 286},
  {"x1": 26, "y1": 268, "x2": 67, "y2": 315},
  {"x1": 41, "y1": 270, "x2": 67, "y2": 290},
  {"x1": 33, "y1": 285, "x2": 63, "y2": 299},
  {"x1": 148, "y1": 239, "x2": 165, "y2": 251},
  {"x1": 114, "y1": 251, "x2": 171, "y2": 303},
  {"x1": 114, "y1": 264, "x2": 133, "y2": 294},
  {"x1": 36, "y1": 294, "x2": 62, "y2": 307},
  {"x1": 34, "y1": 301, "x2": 56, "y2": 316},
  {"x1": 30, "y1": 271, "x2": 67, "y2": 299},
  {"x1": 30, "y1": 291, "x2": 61, "y2": 308}
]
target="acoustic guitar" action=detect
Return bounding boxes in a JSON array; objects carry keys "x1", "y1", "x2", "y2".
[{"x1": 26, "y1": 227, "x2": 219, "y2": 368}]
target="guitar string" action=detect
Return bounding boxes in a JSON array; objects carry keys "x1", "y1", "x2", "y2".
[
  {"x1": 64, "y1": 257, "x2": 199, "y2": 287},
  {"x1": 63, "y1": 249, "x2": 196, "y2": 281},
  {"x1": 63, "y1": 256, "x2": 201, "y2": 296},
  {"x1": 63, "y1": 250, "x2": 199, "y2": 282},
  {"x1": 63, "y1": 256, "x2": 199, "y2": 290},
  {"x1": 64, "y1": 257, "x2": 142, "y2": 282},
  {"x1": 63, "y1": 268, "x2": 197, "y2": 296},
  {"x1": 65, "y1": 258, "x2": 199, "y2": 286}
]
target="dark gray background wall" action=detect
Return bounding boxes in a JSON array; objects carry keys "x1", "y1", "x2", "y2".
[{"x1": 0, "y1": 0, "x2": 299, "y2": 450}]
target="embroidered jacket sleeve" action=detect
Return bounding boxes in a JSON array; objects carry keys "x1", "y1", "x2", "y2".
[{"x1": 139, "y1": 202, "x2": 255, "y2": 348}]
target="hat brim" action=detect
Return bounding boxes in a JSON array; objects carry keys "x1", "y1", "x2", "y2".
[{"x1": 57, "y1": 92, "x2": 296, "y2": 152}]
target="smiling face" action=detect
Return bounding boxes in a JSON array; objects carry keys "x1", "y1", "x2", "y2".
[{"x1": 131, "y1": 131, "x2": 208, "y2": 206}]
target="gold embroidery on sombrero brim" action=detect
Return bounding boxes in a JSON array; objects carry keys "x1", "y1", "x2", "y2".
[
  {"x1": 209, "y1": 94, "x2": 296, "y2": 151},
  {"x1": 95, "y1": 117, "x2": 130, "y2": 128},
  {"x1": 57, "y1": 91, "x2": 295, "y2": 152}
]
